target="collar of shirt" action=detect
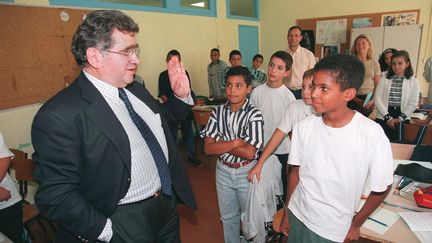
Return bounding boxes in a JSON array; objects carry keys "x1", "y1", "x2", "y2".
[{"x1": 222, "y1": 98, "x2": 251, "y2": 112}]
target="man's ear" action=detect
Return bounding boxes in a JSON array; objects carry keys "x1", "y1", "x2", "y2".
[
  {"x1": 344, "y1": 88, "x2": 357, "y2": 101},
  {"x1": 86, "y1": 47, "x2": 103, "y2": 68}
]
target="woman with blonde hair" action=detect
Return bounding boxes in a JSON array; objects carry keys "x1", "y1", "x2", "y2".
[{"x1": 349, "y1": 34, "x2": 381, "y2": 117}]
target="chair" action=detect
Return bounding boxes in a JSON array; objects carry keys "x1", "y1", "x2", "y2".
[{"x1": 9, "y1": 149, "x2": 55, "y2": 239}]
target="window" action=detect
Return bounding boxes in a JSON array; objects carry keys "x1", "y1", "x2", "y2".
[
  {"x1": 180, "y1": 0, "x2": 210, "y2": 10},
  {"x1": 227, "y1": 0, "x2": 259, "y2": 21},
  {"x1": 95, "y1": 0, "x2": 164, "y2": 7},
  {"x1": 49, "y1": 0, "x2": 216, "y2": 17}
]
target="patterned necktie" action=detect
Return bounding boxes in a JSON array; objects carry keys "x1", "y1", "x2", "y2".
[{"x1": 118, "y1": 88, "x2": 172, "y2": 196}]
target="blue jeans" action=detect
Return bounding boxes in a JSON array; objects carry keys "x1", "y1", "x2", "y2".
[{"x1": 216, "y1": 160, "x2": 255, "y2": 243}]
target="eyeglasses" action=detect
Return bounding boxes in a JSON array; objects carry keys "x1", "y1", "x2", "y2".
[{"x1": 105, "y1": 48, "x2": 140, "y2": 59}]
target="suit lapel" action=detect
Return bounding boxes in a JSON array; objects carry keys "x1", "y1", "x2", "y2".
[{"x1": 78, "y1": 73, "x2": 132, "y2": 172}]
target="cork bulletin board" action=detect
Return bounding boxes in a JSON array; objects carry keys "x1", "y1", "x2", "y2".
[
  {"x1": 0, "y1": 4, "x2": 89, "y2": 110},
  {"x1": 296, "y1": 9, "x2": 420, "y2": 58}
]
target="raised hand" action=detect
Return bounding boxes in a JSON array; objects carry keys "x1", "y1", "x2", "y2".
[{"x1": 168, "y1": 56, "x2": 190, "y2": 99}]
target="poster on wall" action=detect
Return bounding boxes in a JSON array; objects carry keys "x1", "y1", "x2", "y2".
[
  {"x1": 300, "y1": 30, "x2": 315, "y2": 54},
  {"x1": 321, "y1": 44, "x2": 340, "y2": 59},
  {"x1": 382, "y1": 12, "x2": 417, "y2": 26},
  {"x1": 353, "y1": 17, "x2": 374, "y2": 28},
  {"x1": 316, "y1": 19, "x2": 347, "y2": 44}
]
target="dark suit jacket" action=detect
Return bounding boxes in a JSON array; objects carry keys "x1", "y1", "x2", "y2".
[{"x1": 31, "y1": 72, "x2": 196, "y2": 242}]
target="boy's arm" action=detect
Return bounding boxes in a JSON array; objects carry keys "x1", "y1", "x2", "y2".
[
  {"x1": 247, "y1": 128, "x2": 286, "y2": 182},
  {"x1": 280, "y1": 165, "x2": 300, "y2": 236},
  {"x1": 343, "y1": 186, "x2": 391, "y2": 243},
  {"x1": 0, "y1": 156, "x2": 12, "y2": 201},
  {"x1": 229, "y1": 142, "x2": 258, "y2": 161},
  {"x1": 203, "y1": 136, "x2": 245, "y2": 156}
]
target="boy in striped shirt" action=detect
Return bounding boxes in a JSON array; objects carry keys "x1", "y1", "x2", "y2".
[{"x1": 202, "y1": 66, "x2": 264, "y2": 243}]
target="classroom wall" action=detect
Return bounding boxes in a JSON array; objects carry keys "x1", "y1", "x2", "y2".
[
  {"x1": 0, "y1": 0, "x2": 260, "y2": 150},
  {"x1": 261, "y1": 0, "x2": 432, "y2": 97}
]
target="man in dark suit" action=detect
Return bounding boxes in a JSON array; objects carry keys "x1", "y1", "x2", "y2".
[{"x1": 31, "y1": 10, "x2": 196, "y2": 243}]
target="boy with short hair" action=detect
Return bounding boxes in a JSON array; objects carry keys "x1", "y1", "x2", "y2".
[
  {"x1": 250, "y1": 54, "x2": 267, "y2": 88},
  {"x1": 208, "y1": 48, "x2": 228, "y2": 98},
  {"x1": 249, "y1": 51, "x2": 296, "y2": 200},
  {"x1": 248, "y1": 69, "x2": 316, "y2": 182},
  {"x1": 280, "y1": 54, "x2": 393, "y2": 242},
  {"x1": 202, "y1": 66, "x2": 264, "y2": 243}
]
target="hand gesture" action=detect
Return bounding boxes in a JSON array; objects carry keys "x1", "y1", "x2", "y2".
[
  {"x1": 343, "y1": 224, "x2": 360, "y2": 243},
  {"x1": 280, "y1": 210, "x2": 290, "y2": 237},
  {"x1": 247, "y1": 163, "x2": 263, "y2": 182},
  {"x1": 0, "y1": 187, "x2": 11, "y2": 201},
  {"x1": 168, "y1": 56, "x2": 190, "y2": 99}
]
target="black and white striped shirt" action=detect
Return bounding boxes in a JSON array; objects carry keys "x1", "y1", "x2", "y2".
[
  {"x1": 201, "y1": 99, "x2": 264, "y2": 163},
  {"x1": 389, "y1": 76, "x2": 404, "y2": 107}
]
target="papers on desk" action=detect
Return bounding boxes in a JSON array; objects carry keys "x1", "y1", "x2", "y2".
[
  {"x1": 358, "y1": 199, "x2": 399, "y2": 235},
  {"x1": 192, "y1": 105, "x2": 217, "y2": 111},
  {"x1": 398, "y1": 212, "x2": 432, "y2": 243}
]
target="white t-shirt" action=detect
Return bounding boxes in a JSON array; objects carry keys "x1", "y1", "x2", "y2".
[
  {"x1": 288, "y1": 112, "x2": 393, "y2": 242},
  {"x1": 278, "y1": 99, "x2": 316, "y2": 134},
  {"x1": 0, "y1": 133, "x2": 20, "y2": 210},
  {"x1": 250, "y1": 84, "x2": 296, "y2": 154}
]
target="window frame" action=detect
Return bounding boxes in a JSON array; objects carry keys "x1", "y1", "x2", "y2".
[
  {"x1": 48, "y1": 0, "x2": 217, "y2": 17},
  {"x1": 226, "y1": 0, "x2": 259, "y2": 21}
]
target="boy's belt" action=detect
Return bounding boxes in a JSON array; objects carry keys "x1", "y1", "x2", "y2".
[{"x1": 222, "y1": 160, "x2": 252, "y2": 169}]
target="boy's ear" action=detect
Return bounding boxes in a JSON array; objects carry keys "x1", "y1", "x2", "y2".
[
  {"x1": 343, "y1": 88, "x2": 357, "y2": 101},
  {"x1": 246, "y1": 84, "x2": 252, "y2": 94},
  {"x1": 283, "y1": 69, "x2": 292, "y2": 78}
]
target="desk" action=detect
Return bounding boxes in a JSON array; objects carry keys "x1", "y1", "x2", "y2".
[{"x1": 360, "y1": 202, "x2": 420, "y2": 243}]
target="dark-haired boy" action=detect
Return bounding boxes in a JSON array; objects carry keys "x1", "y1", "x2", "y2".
[
  {"x1": 250, "y1": 54, "x2": 267, "y2": 88},
  {"x1": 208, "y1": 48, "x2": 228, "y2": 98},
  {"x1": 280, "y1": 54, "x2": 393, "y2": 242},
  {"x1": 249, "y1": 51, "x2": 295, "y2": 201},
  {"x1": 202, "y1": 66, "x2": 264, "y2": 243}
]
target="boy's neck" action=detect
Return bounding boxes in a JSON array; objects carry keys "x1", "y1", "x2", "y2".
[
  {"x1": 229, "y1": 99, "x2": 247, "y2": 112},
  {"x1": 322, "y1": 107, "x2": 356, "y2": 128},
  {"x1": 266, "y1": 79, "x2": 284, "y2": 88}
]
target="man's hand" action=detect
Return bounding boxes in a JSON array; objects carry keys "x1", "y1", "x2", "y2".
[
  {"x1": 364, "y1": 100, "x2": 374, "y2": 109},
  {"x1": 0, "y1": 187, "x2": 11, "y2": 201},
  {"x1": 343, "y1": 224, "x2": 360, "y2": 243},
  {"x1": 168, "y1": 56, "x2": 190, "y2": 99},
  {"x1": 247, "y1": 163, "x2": 263, "y2": 182},
  {"x1": 280, "y1": 210, "x2": 290, "y2": 237}
]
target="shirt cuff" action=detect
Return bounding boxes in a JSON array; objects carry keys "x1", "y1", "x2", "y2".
[
  {"x1": 175, "y1": 92, "x2": 194, "y2": 105},
  {"x1": 98, "y1": 219, "x2": 113, "y2": 242}
]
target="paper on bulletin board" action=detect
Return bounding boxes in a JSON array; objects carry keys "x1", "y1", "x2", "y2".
[{"x1": 316, "y1": 19, "x2": 347, "y2": 44}]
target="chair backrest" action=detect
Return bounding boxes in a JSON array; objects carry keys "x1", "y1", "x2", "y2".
[{"x1": 10, "y1": 149, "x2": 35, "y2": 199}]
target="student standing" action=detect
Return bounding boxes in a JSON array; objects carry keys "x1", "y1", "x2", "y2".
[
  {"x1": 375, "y1": 50, "x2": 419, "y2": 141},
  {"x1": 248, "y1": 69, "x2": 317, "y2": 184},
  {"x1": 202, "y1": 66, "x2": 264, "y2": 243},
  {"x1": 158, "y1": 50, "x2": 202, "y2": 165},
  {"x1": 285, "y1": 26, "x2": 316, "y2": 99},
  {"x1": 423, "y1": 56, "x2": 432, "y2": 101},
  {"x1": 32, "y1": 10, "x2": 196, "y2": 242},
  {"x1": 250, "y1": 54, "x2": 267, "y2": 88},
  {"x1": 250, "y1": 51, "x2": 295, "y2": 201},
  {"x1": 208, "y1": 48, "x2": 228, "y2": 98},
  {"x1": 280, "y1": 54, "x2": 393, "y2": 242},
  {"x1": 378, "y1": 48, "x2": 397, "y2": 77}
]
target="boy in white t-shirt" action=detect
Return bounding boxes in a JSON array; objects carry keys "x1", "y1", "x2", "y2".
[
  {"x1": 249, "y1": 51, "x2": 296, "y2": 200},
  {"x1": 0, "y1": 132, "x2": 24, "y2": 242},
  {"x1": 247, "y1": 69, "x2": 316, "y2": 183},
  {"x1": 280, "y1": 54, "x2": 393, "y2": 242}
]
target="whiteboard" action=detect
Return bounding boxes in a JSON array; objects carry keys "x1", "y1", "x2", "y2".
[
  {"x1": 350, "y1": 25, "x2": 422, "y2": 75},
  {"x1": 383, "y1": 25, "x2": 422, "y2": 74}
]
